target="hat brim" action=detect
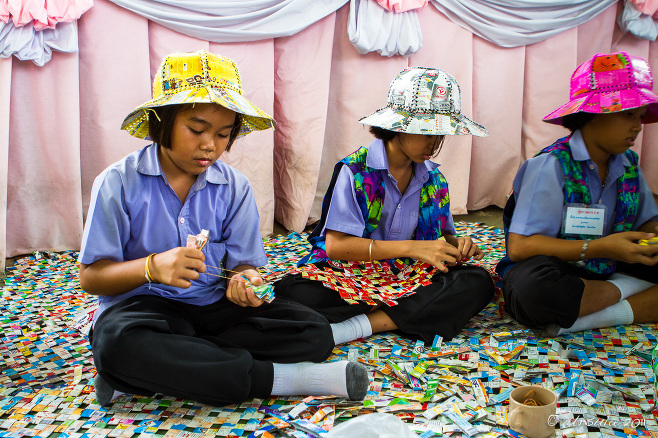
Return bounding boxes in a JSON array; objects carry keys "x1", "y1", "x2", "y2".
[
  {"x1": 121, "y1": 87, "x2": 275, "y2": 139},
  {"x1": 358, "y1": 107, "x2": 488, "y2": 137},
  {"x1": 543, "y1": 87, "x2": 658, "y2": 125}
]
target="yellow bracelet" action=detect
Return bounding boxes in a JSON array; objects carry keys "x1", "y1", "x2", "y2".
[
  {"x1": 368, "y1": 239, "x2": 374, "y2": 262},
  {"x1": 145, "y1": 253, "x2": 157, "y2": 286}
]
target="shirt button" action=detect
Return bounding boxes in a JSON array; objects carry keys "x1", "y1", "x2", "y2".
[
  {"x1": 589, "y1": 164, "x2": 595, "y2": 170},
  {"x1": 397, "y1": 204, "x2": 401, "y2": 209},
  {"x1": 180, "y1": 218, "x2": 185, "y2": 224}
]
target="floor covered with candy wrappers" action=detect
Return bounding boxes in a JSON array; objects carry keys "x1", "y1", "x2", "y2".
[{"x1": 1, "y1": 222, "x2": 658, "y2": 438}]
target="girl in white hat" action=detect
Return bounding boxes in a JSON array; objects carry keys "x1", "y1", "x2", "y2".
[
  {"x1": 78, "y1": 50, "x2": 368, "y2": 407},
  {"x1": 276, "y1": 67, "x2": 495, "y2": 345}
]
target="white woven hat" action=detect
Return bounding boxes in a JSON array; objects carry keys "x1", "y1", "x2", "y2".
[{"x1": 359, "y1": 67, "x2": 488, "y2": 137}]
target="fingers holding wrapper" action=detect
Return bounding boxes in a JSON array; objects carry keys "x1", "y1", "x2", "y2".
[
  {"x1": 639, "y1": 236, "x2": 658, "y2": 246},
  {"x1": 186, "y1": 229, "x2": 210, "y2": 250},
  {"x1": 239, "y1": 275, "x2": 275, "y2": 303},
  {"x1": 187, "y1": 229, "x2": 275, "y2": 303}
]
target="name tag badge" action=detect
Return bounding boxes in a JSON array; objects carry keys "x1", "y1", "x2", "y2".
[{"x1": 562, "y1": 204, "x2": 606, "y2": 236}]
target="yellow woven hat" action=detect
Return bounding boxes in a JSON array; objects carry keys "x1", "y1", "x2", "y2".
[{"x1": 121, "y1": 50, "x2": 275, "y2": 139}]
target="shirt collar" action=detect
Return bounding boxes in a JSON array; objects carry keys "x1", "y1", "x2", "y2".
[
  {"x1": 365, "y1": 138, "x2": 439, "y2": 182},
  {"x1": 365, "y1": 139, "x2": 389, "y2": 170},
  {"x1": 136, "y1": 144, "x2": 228, "y2": 185}
]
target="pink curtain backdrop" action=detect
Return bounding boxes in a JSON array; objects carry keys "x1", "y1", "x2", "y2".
[{"x1": 2, "y1": 0, "x2": 658, "y2": 268}]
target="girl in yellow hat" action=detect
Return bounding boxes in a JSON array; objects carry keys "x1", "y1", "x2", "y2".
[{"x1": 78, "y1": 50, "x2": 368, "y2": 406}]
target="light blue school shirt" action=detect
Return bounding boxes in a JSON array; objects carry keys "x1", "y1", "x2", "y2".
[
  {"x1": 509, "y1": 130, "x2": 658, "y2": 237},
  {"x1": 79, "y1": 144, "x2": 268, "y2": 322},
  {"x1": 321, "y1": 139, "x2": 456, "y2": 240}
]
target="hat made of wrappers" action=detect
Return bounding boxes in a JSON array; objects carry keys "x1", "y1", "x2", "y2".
[
  {"x1": 359, "y1": 67, "x2": 488, "y2": 137},
  {"x1": 543, "y1": 51, "x2": 658, "y2": 124},
  {"x1": 121, "y1": 50, "x2": 275, "y2": 139}
]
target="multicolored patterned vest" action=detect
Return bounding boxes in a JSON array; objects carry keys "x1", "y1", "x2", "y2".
[
  {"x1": 542, "y1": 135, "x2": 639, "y2": 274},
  {"x1": 301, "y1": 146, "x2": 451, "y2": 266}
]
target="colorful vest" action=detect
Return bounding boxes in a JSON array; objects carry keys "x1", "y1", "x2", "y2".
[
  {"x1": 497, "y1": 135, "x2": 639, "y2": 276},
  {"x1": 301, "y1": 146, "x2": 451, "y2": 266},
  {"x1": 545, "y1": 136, "x2": 639, "y2": 274}
]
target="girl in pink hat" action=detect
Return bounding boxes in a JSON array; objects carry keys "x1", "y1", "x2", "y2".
[
  {"x1": 276, "y1": 67, "x2": 495, "y2": 345},
  {"x1": 497, "y1": 52, "x2": 658, "y2": 336},
  {"x1": 79, "y1": 50, "x2": 368, "y2": 407}
]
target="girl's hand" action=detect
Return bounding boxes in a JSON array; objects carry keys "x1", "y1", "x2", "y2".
[
  {"x1": 409, "y1": 240, "x2": 462, "y2": 273},
  {"x1": 149, "y1": 247, "x2": 205, "y2": 288},
  {"x1": 455, "y1": 236, "x2": 485, "y2": 262},
  {"x1": 226, "y1": 269, "x2": 265, "y2": 307},
  {"x1": 594, "y1": 231, "x2": 658, "y2": 265}
]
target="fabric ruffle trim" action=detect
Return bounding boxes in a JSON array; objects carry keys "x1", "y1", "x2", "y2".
[
  {"x1": 376, "y1": 0, "x2": 427, "y2": 13},
  {"x1": 0, "y1": 0, "x2": 93, "y2": 30}
]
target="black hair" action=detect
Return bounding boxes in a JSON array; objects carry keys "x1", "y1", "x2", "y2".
[
  {"x1": 428, "y1": 135, "x2": 445, "y2": 159},
  {"x1": 560, "y1": 112, "x2": 596, "y2": 132},
  {"x1": 369, "y1": 126, "x2": 399, "y2": 142},
  {"x1": 369, "y1": 125, "x2": 445, "y2": 158},
  {"x1": 147, "y1": 104, "x2": 243, "y2": 152}
]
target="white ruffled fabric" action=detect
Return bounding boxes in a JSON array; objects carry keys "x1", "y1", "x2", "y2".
[
  {"x1": 106, "y1": 0, "x2": 349, "y2": 43},
  {"x1": 0, "y1": 19, "x2": 78, "y2": 66},
  {"x1": 429, "y1": 0, "x2": 618, "y2": 48},
  {"x1": 618, "y1": 0, "x2": 658, "y2": 41},
  {"x1": 101, "y1": 0, "x2": 622, "y2": 56},
  {"x1": 348, "y1": 0, "x2": 422, "y2": 57}
]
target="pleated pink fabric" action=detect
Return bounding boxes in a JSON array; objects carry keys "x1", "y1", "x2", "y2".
[{"x1": 1, "y1": 0, "x2": 657, "y2": 268}]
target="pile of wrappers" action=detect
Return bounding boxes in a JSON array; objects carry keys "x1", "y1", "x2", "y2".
[{"x1": 1, "y1": 222, "x2": 657, "y2": 437}]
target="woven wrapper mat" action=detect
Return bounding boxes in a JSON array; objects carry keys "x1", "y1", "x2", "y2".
[{"x1": 1, "y1": 222, "x2": 657, "y2": 437}]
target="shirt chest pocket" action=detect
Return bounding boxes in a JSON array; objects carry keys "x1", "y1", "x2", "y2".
[
  {"x1": 405, "y1": 210, "x2": 419, "y2": 239},
  {"x1": 199, "y1": 242, "x2": 226, "y2": 286},
  {"x1": 390, "y1": 207, "x2": 418, "y2": 238}
]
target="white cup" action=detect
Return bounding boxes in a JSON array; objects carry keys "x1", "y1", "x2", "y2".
[{"x1": 508, "y1": 385, "x2": 557, "y2": 438}]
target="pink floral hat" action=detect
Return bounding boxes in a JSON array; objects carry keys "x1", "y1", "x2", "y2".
[{"x1": 543, "y1": 52, "x2": 658, "y2": 125}]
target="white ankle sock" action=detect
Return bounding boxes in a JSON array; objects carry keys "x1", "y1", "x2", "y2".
[
  {"x1": 607, "y1": 273, "x2": 655, "y2": 301},
  {"x1": 271, "y1": 361, "x2": 349, "y2": 397},
  {"x1": 559, "y1": 300, "x2": 634, "y2": 334},
  {"x1": 331, "y1": 314, "x2": 372, "y2": 345}
]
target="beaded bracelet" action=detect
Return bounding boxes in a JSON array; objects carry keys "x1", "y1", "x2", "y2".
[
  {"x1": 145, "y1": 253, "x2": 157, "y2": 288},
  {"x1": 579, "y1": 239, "x2": 591, "y2": 261}
]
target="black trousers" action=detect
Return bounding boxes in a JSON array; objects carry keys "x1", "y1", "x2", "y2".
[
  {"x1": 502, "y1": 255, "x2": 658, "y2": 329},
  {"x1": 91, "y1": 295, "x2": 334, "y2": 406},
  {"x1": 274, "y1": 265, "x2": 495, "y2": 343}
]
